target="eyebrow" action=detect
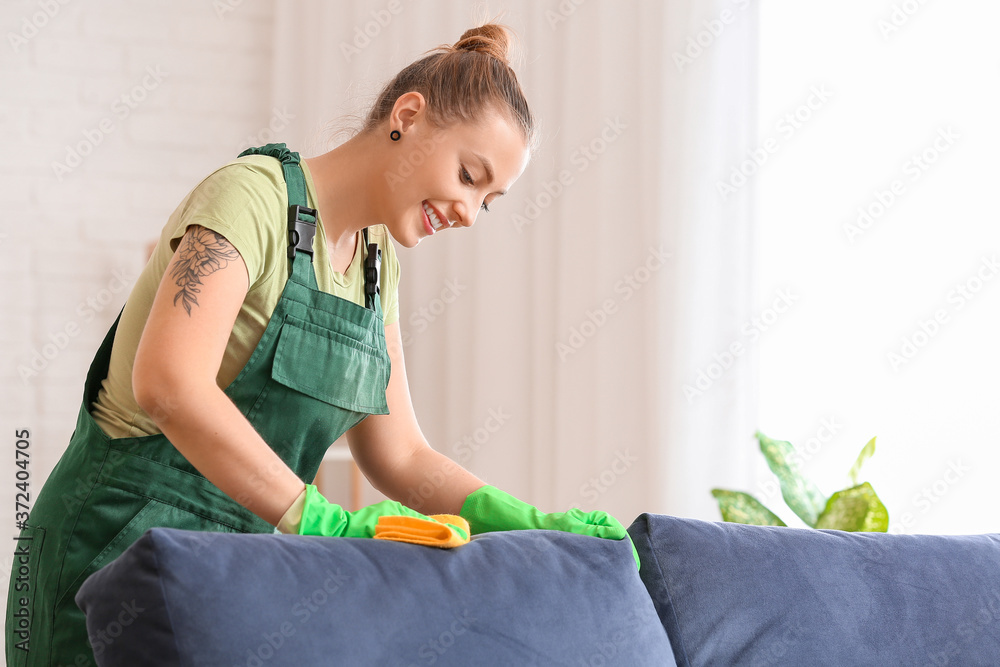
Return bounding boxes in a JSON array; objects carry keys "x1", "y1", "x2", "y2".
[{"x1": 474, "y1": 152, "x2": 507, "y2": 196}]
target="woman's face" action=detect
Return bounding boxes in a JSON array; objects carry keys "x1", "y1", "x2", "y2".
[{"x1": 380, "y1": 93, "x2": 530, "y2": 248}]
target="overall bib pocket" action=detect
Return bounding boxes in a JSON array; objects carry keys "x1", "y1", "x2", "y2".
[{"x1": 267, "y1": 314, "x2": 390, "y2": 415}]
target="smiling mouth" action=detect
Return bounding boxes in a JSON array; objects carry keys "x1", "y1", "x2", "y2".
[{"x1": 422, "y1": 201, "x2": 449, "y2": 231}]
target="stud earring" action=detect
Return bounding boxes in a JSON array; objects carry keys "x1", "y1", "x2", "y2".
[{"x1": 390, "y1": 130, "x2": 401, "y2": 141}]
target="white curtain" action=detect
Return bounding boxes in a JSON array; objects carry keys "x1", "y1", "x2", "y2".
[{"x1": 272, "y1": 0, "x2": 759, "y2": 522}]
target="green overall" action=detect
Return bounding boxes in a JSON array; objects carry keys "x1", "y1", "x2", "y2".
[{"x1": 5, "y1": 144, "x2": 390, "y2": 666}]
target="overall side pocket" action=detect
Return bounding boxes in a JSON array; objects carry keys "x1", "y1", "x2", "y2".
[{"x1": 56, "y1": 494, "x2": 168, "y2": 610}]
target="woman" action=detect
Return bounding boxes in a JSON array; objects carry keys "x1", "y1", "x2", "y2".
[{"x1": 6, "y1": 22, "x2": 636, "y2": 665}]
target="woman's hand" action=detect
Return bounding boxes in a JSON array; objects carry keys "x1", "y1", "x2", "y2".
[
  {"x1": 289, "y1": 483, "x2": 467, "y2": 540},
  {"x1": 295, "y1": 483, "x2": 431, "y2": 537},
  {"x1": 460, "y1": 485, "x2": 641, "y2": 570}
]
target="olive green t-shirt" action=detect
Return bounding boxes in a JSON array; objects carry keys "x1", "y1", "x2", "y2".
[{"x1": 90, "y1": 155, "x2": 400, "y2": 439}]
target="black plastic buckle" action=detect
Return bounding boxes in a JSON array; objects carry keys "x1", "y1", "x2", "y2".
[
  {"x1": 364, "y1": 243, "x2": 381, "y2": 303},
  {"x1": 287, "y1": 205, "x2": 317, "y2": 260}
]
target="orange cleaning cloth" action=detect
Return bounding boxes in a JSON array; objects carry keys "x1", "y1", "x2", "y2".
[{"x1": 373, "y1": 514, "x2": 470, "y2": 549}]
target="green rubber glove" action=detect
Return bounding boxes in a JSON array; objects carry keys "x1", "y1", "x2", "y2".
[
  {"x1": 297, "y1": 484, "x2": 467, "y2": 539},
  {"x1": 459, "y1": 485, "x2": 640, "y2": 570}
]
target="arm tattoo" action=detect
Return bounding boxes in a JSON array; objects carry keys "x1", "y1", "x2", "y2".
[{"x1": 169, "y1": 226, "x2": 241, "y2": 316}]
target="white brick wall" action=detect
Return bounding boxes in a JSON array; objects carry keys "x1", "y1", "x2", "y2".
[{"x1": 0, "y1": 0, "x2": 277, "y2": 643}]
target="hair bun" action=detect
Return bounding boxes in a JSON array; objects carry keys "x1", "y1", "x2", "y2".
[{"x1": 454, "y1": 23, "x2": 512, "y2": 66}]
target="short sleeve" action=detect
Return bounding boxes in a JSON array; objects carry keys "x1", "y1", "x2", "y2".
[{"x1": 166, "y1": 160, "x2": 286, "y2": 290}]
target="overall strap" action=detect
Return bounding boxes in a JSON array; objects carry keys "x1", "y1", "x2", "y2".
[
  {"x1": 238, "y1": 143, "x2": 381, "y2": 310},
  {"x1": 238, "y1": 142, "x2": 307, "y2": 207},
  {"x1": 237, "y1": 143, "x2": 317, "y2": 277}
]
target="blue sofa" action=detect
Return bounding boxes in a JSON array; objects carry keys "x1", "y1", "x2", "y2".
[{"x1": 76, "y1": 514, "x2": 1000, "y2": 665}]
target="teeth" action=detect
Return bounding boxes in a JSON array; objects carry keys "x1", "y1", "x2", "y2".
[{"x1": 423, "y1": 202, "x2": 445, "y2": 230}]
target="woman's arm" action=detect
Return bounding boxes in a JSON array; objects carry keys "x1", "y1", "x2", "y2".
[
  {"x1": 347, "y1": 320, "x2": 639, "y2": 567},
  {"x1": 132, "y1": 224, "x2": 304, "y2": 527},
  {"x1": 346, "y1": 320, "x2": 486, "y2": 515}
]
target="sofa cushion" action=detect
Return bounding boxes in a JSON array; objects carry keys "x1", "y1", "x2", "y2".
[
  {"x1": 628, "y1": 513, "x2": 1000, "y2": 667},
  {"x1": 76, "y1": 527, "x2": 674, "y2": 666}
]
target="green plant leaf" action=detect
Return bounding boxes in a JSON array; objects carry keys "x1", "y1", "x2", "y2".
[
  {"x1": 848, "y1": 436, "x2": 877, "y2": 486},
  {"x1": 710, "y1": 489, "x2": 787, "y2": 526},
  {"x1": 756, "y1": 431, "x2": 827, "y2": 527},
  {"x1": 814, "y1": 482, "x2": 889, "y2": 532}
]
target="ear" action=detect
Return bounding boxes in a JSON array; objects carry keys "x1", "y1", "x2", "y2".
[{"x1": 391, "y1": 91, "x2": 427, "y2": 134}]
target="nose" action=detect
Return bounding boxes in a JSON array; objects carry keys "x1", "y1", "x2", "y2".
[{"x1": 452, "y1": 199, "x2": 479, "y2": 228}]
